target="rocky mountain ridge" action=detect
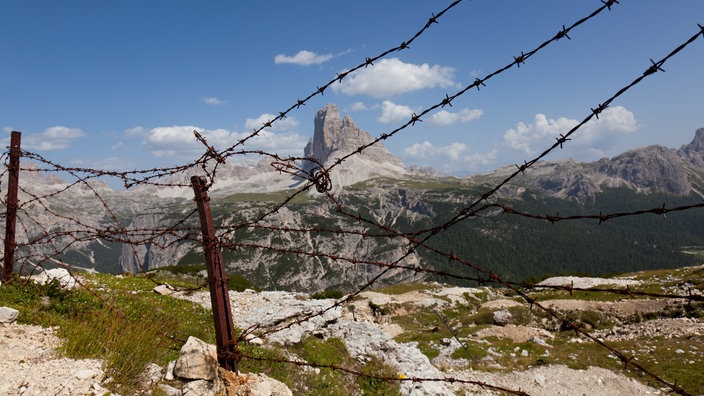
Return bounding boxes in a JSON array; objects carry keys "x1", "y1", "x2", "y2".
[
  {"x1": 3, "y1": 107, "x2": 704, "y2": 290},
  {"x1": 492, "y1": 127, "x2": 704, "y2": 201}
]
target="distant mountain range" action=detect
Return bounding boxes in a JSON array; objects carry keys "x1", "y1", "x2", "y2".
[{"x1": 4, "y1": 105, "x2": 704, "y2": 292}]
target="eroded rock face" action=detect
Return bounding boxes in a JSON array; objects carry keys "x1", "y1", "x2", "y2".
[
  {"x1": 678, "y1": 127, "x2": 704, "y2": 167},
  {"x1": 303, "y1": 104, "x2": 403, "y2": 171},
  {"x1": 598, "y1": 145, "x2": 691, "y2": 194}
]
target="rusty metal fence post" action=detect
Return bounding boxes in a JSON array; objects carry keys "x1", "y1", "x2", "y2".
[
  {"x1": 191, "y1": 175, "x2": 238, "y2": 372},
  {"x1": 2, "y1": 131, "x2": 21, "y2": 282}
]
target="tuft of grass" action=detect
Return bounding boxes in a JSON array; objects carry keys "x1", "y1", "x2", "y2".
[
  {"x1": 240, "y1": 337, "x2": 401, "y2": 396},
  {"x1": 547, "y1": 334, "x2": 704, "y2": 394},
  {"x1": 374, "y1": 282, "x2": 435, "y2": 295},
  {"x1": 0, "y1": 274, "x2": 214, "y2": 394},
  {"x1": 311, "y1": 289, "x2": 345, "y2": 300},
  {"x1": 226, "y1": 273, "x2": 259, "y2": 292},
  {"x1": 451, "y1": 343, "x2": 489, "y2": 360}
]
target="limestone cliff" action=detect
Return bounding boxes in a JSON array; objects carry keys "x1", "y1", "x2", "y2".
[{"x1": 302, "y1": 105, "x2": 406, "y2": 187}]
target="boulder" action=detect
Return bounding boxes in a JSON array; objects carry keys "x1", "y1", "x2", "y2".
[
  {"x1": 182, "y1": 379, "x2": 217, "y2": 396},
  {"x1": 155, "y1": 383, "x2": 181, "y2": 396},
  {"x1": 174, "y1": 337, "x2": 218, "y2": 381},
  {"x1": 32, "y1": 268, "x2": 77, "y2": 290},
  {"x1": 222, "y1": 372, "x2": 292, "y2": 396},
  {"x1": 0, "y1": 307, "x2": 19, "y2": 323},
  {"x1": 493, "y1": 309, "x2": 513, "y2": 326},
  {"x1": 153, "y1": 284, "x2": 176, "y2": 296}
]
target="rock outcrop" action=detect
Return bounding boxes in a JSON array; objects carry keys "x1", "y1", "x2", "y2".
[
  {"x1": 303, "y1": 104, "x2": 404, "y2": 170},
  {"x1": 302, "y1": 104, "x2": 407, "y2": 188},
  {"x1": 678, "y1": 127, "x2": 704, "y2": 167},
  {"x1": 492, "y1": 127, "x2": 704, "y2": 200},
  {"x1": 597, "y1": 145, "x2": 691, "y2": 194}
]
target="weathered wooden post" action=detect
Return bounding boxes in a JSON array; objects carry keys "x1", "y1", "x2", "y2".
[
  {"x1": 2, "y1": 131, "x2": 21, "y2": 282},
  {"x1": 191, "y1": 175, "x2": 238, "y2": 372}
]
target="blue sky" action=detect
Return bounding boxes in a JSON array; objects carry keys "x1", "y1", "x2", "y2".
[{"x1": 2, "y1": 1, "x2": 703, "y2": 185}]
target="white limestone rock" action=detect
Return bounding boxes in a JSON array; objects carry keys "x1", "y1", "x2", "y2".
[{"x1": 174, "y1": 337, "x2": 218, "y2": 381}]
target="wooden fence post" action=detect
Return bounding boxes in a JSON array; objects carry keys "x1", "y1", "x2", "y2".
[
  {"x1": 191, "y1": 176, "x2": 238, "y2": 372},
  {"x1": 2, "y1": 131, "x2": 21, "y2": 282}
]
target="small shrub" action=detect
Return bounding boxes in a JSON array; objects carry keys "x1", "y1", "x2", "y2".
[
  {"x1": 466, "y1": 309, "x2": 494, "y2": 326},
  {"x1": 226, "y1": 274, "x2": 259, "y2": 292},
  {"x1": 450, "y1": 343, "x2": 488, "y2": 360},
  {"x1": 311, "y1": 289, "x2": 344, "y2": 300},
  {"x1": 534, "y1": 356, "x2": 550, "y2": 366},
  {"x1": 507, "y1": 306, "x2": 533, "y2": 326},
  {"x1": 368, "y1": 301, "x2": 391, "y2": 316},
  {"x1": 357, "y1": 356, "x2": 402, "y2": 396}
]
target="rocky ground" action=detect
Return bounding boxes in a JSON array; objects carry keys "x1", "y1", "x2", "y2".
[
  {"x1": 172, "y1": 284, "x2": 694, "y2": 395},
  {"x1": 1, "y1": 266, "x2": 702, "y2": 395},
  {"x1": 0, "y1": 324, "x2": 107, "y2": 396}
]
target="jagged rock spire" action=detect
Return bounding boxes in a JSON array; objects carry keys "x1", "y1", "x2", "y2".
[{"x1": 303, "y1": 104, "x2": 403, "y2": 171}]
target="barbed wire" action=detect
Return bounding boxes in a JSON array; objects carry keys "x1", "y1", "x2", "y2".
[
  {"x1": 1, "y1": 0, "x2": 703, "y2": 394},
  {"x1": 239, "y1": 352, "x2": 532, "y2": 395}
]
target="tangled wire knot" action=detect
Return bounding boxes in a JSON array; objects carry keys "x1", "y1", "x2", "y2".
[{"x1": 311, "y1": 167, "x2": 332, "y2": 193}]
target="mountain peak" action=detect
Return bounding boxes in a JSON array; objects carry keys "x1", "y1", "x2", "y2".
[
  {"x1": 679, "y1": 127, "x2": 704, "y2": 167},
  {"x1": 303, "y1": 104, "x2": 404, "y2": 174}
]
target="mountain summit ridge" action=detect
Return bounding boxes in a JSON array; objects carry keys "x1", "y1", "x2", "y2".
[
  {"x1": 303, "y1": 104, "x2": 404, "y2": 169},
  {"x1": 484, "y1": 127, "x2": 704, "y2": 201},
  {"x1": 302, "y1": 104, "x2": 408, "y2": 189}
]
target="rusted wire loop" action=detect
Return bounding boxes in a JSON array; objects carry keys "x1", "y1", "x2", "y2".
[{"x1": 311, "y1": 167, "x2": 332, "y2": 193}]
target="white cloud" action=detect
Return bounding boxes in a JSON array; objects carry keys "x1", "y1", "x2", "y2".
[
  {"x1": 141, "y1": 125, "x2": 307, "y2": 159},
  {"x1": 143, "y1": 125, "x2": 228, "y2": 158},
  {"x1": 332, "y1": 58, "x2": 457, "y2": 98},
  {"x1": 244, "y1": 113, "x2": 300, "y2": 131},
  {"x1": 349, "y1": 101, "x2": 369, "y2": 112},
  {"x1": 203, "y1": 97, "x2": 226, "y2": 106},
  {"x1": 503, "y1": 106, "x2": 638, "y2": 155},
  {"x1": 245, "y1": 129, "x2": 308, "y2": 156},
  {"x1": 24, "y1": 126, "x2": 85, "y2": 151},
  {"x1": 274, "y1": 50, "x2": 333, "y2": 66},
  {"x1": 430, "y1": 108, "x2": 483, "y2": 126},
  {"x1": 378, "y1": 101, "x2": 415, "y2": 124},
  {"x1": 503, "y1": 114, "x2": 576, "y2": 155},
  {"x1": 403, "y1": 141, "x2": 497, "y2": 171},
  {"x1": 124, "y1": 126, "x2": 145, "y2": 137}
]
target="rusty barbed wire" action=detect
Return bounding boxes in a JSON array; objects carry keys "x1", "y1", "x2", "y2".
[
  {"x1": 239, "y1": 351, "x2": 531, "y2": 395},
  {"x1": 1, "y1": 1, "x2": 702, "y2": 394},
  {"x1": 238, "y1": 19, "x2": 703, "y2": 393}
]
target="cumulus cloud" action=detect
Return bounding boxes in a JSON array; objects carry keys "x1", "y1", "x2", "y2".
[
  {"x1": 244, "y1": 113, "x2": 300, "y2": 131},
  {"x1": 430, "y1": 108, "x2": 483, "y2": 126},
  {"x1": 503, "y1": 106, "x2": 638, "y2": 155},
  {"x1": 141, "y1": 125, "x2": 307, "y2": 159},
  {"x1": 124, "y1": 126, "x2": 145, "y2": 137},
  {"x1": 403, "y1": 141, "x2": 497, "y2": 171},
  {"x1": 143, "y1": 126, "x2": 228, "y2": 158},
  {"x1": 274, "y1": 50, "x2": 333, "y2": 66},
  {"x1": 332, "y1": 58, "x2": 457, "y2": 98},
  {"x1": 349, "y1": 101, "x2": 369, "y2": 112},
  {"x1": 203, "y1": 97, "x2": 226, "y2": 106},
  {"x1": 24, "y1": 126, "x2": 85, "y2": 151},
  {"x1": 378, "y1": 101, "x2": 415, "y2": 124}
]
